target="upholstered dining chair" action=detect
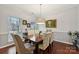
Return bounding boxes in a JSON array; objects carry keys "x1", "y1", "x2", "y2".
[
  {"x1": 11, "y1": 34, "x2": 35, "y2": 54},
  {"x1": 38, "y1": 34, "x2": 50, "y2": 54},
  {"x1": 48, "y1": 33, "x2": 53, "y2": 53}
]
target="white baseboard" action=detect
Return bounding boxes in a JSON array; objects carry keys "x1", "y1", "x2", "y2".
[
  {"x1": 0, "y1": 42, "x2": 14, "y2": 49},
  {"x1": 54, "y1": 39, "x2": 73, "y2": 45}
]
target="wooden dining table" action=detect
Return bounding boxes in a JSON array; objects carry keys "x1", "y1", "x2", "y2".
[{"x1": 28, "y1": 35, "x2": 44, "y2": 54}]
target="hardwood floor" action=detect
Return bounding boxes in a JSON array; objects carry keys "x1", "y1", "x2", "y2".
[
  {"x1": 0, "y1": 41, "x2": 79, "y2": 54},
  {"x1": 53, "y1": 41, "x2": 79, "y2": 54},
  {"x1": 0, "y1": 45, "x2": 15, "y2": 54}
]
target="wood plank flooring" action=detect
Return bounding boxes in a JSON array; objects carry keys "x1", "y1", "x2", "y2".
[
  {"x1": 0, "y1": 41, "x2": 79, "y2": 54},
  {"x1": 53, "y1": 41, "x2": 79, "y2": 54}
]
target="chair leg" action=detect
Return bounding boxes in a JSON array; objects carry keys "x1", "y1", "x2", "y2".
[
  {"x1": 49, "y1": 42, "x2": 53, "y2": 54},
  {"x1": 39, "y1": 49, "x2": 46, "y2": 54},
  {"x1": 39, "y1": 46, "x2": 51, "y2": 54},
  {"x1": 49, "y1": 44, "x2": 52, "y2": 54},
  {"x1": 75, "y1": 46, "x2": 78, "y2": 51},
  {"x1": 16, "y1": 52, "x2": 18, "y2": 54}
]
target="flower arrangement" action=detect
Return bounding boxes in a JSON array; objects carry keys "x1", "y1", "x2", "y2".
[{"x1": 68, "y1": 31, "x2": 79, "y2": 42}]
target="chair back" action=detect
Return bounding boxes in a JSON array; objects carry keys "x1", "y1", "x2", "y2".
[
  {"x1": 42, "y1": 34, "x2": 50, "y2": 49},
  {"x1": 49, "y1": 33, "x2": 53, "y2": 44},
  {"x1": 11, "y1": 34, "x2": 28, "y2": 54}
]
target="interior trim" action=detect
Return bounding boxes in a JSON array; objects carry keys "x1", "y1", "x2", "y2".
[
  {"x1": 0, "y1": 42, "x2": 14, "y2": 49},
  {"x1": 54, "y1": 39, "x2": 73, "y2": 45}
]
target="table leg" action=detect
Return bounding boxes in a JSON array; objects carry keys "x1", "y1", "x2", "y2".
[{"x1": 34, "y1": 43, "x2": 39, "y2": 54}]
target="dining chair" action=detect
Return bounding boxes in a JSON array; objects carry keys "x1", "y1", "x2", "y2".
[
  {"x1": 38, "y1": 34, "x2": 50, "y2": 54},
  {"x1": 48, "y1": 33, "x2": 53, "y2": 53},
  {"x1": 11, "y1": 34, "x2": 35, "y2": 54},
  {"x1": 23, "y1": 32, "x2": 29, "y2": 43}
]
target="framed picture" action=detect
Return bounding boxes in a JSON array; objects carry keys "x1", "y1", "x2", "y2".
[
  {"x1": 27, "y1": 23, "x2": 31, "y2": 28},
  {"x1": 22, "y1": 20, "x2": 27, "y2": 25},
  {"x1": 45, "y1": 19, "x2": 56, "y2": 28}
]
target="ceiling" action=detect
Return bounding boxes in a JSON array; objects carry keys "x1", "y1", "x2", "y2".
[{"x1": 0, "y1": 4, "x2": 78, "y2": 17}]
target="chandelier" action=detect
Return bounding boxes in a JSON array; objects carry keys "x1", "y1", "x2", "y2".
[{"x1": 37, "y1": 4, "x2": 45, "y2": 24}]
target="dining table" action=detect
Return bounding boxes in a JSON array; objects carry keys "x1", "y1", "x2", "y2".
[{"x1": 28, "y1": 35, "x2": 44, "y2": 54}]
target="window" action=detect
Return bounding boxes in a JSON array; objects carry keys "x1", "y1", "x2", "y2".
[
  {"x1": 31, "y1": 22, "x2": 38, "y2": 30},
  {"x1": 9, "y1": 16, "x2": 20, "y2": 32},
  {"x1": 37, "y1": 23, "x2": 46, "y2": 33},
  {"x1": 8, "y1": 16, "x2": 20, "y2": 42}
]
